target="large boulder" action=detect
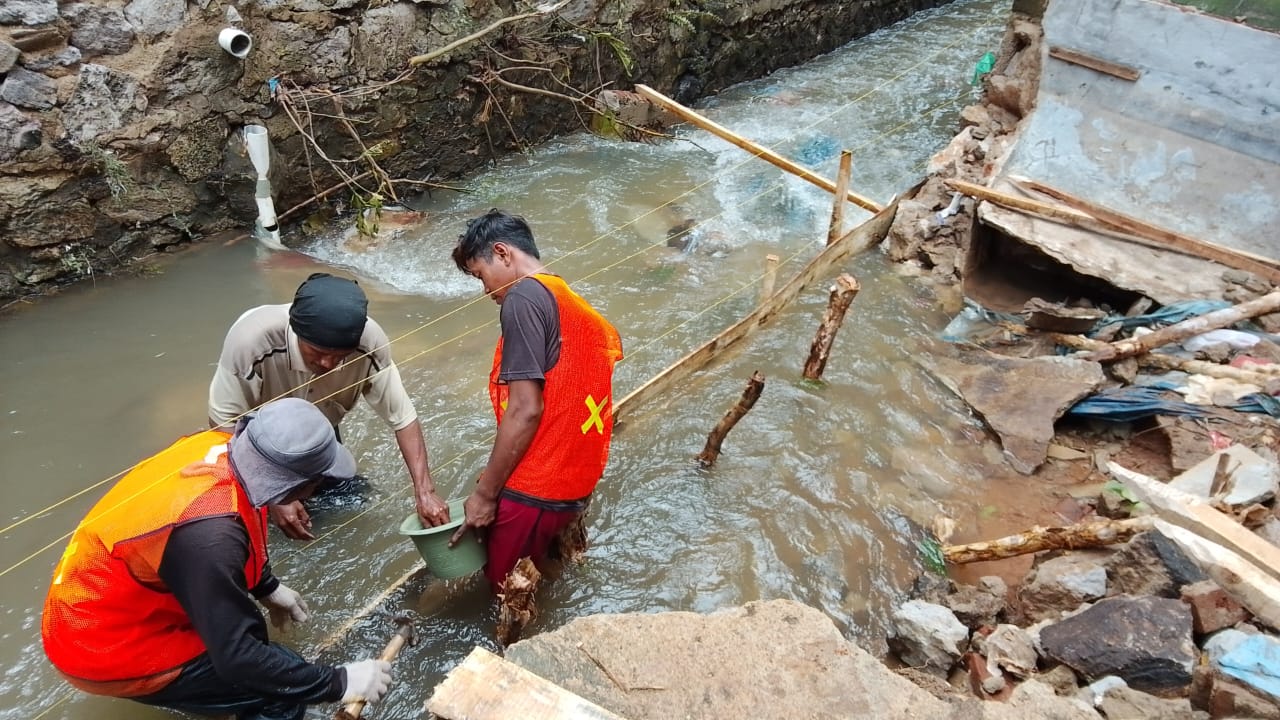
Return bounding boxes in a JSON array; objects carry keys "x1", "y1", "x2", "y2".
[
  {"x1": 1040, "y1": 596, "x2": 1196, "y2": 696},
  {"x1": 63, "y1": 4, "x2": 136, "y2": 57}
]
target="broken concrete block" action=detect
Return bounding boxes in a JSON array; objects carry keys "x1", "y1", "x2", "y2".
[
  {"x1": 1169, "y1": 444, "x2": 1279, "y2": 506},
  {"x1": 1180, "y1": 580, "x2": 1250, "y2": 635}
]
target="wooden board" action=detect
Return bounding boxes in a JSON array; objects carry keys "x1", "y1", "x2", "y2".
[
  {"x1": 428, "y1": 647, "x2": 626, "y2": 720},
  {"x1": 614, "y1": 196, "x2": 900, "y2": 423},
  {"x1": 1108, "y1": 462, "x2": 1280, "y2": 584},
  {"x1": 1152, "y1": 520, "x2": 1280, "y2": 631},
  {"x1": 1048, "y1": 45, "x2": 1141, "y2": 81}
]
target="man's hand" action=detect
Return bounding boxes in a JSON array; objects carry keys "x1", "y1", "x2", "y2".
[
  {"x1": 268, "y1": 501, "x2": 315, "y2": 540},
  {"x1": 449, "y1": 491, "x2": 498, "y2": 547},
  {"x1": 415, "y1": 489, "x2": 450, "y2": 527},
  {"x1": 262, "y1": 583, "x2": 309, "y2": 630}
]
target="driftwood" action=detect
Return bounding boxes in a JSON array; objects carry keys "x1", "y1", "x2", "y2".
[
  {"x1": 1152, "y1": 520, "x2": 1280, "y2": 630},
  {"x1": 1010, "y1": 177, "x2": 1280, "y2": 283},
  {"x1": 1082, "y1": 290, "x2": 1280, "y2": 362},
  {"x1": 408, "y1": 0, "x2": 569, "y2": 66},
  {"x1": 615, "y1": 197, "x2": 901, "y2": 423},
  {"x1": 1107, "y1": 463, "x2": 1280, "y2": 584},
  {"x1": 635, "y1": 84, "x2": 882, "y2": 213},
  {"x1": 1048, "y1": 332, "x2": 1280, "y2": 385},
  {"x1": 828, "y1": 150, "x2": 853, "y2": 245},
  {"x1": 697, "y1": 371, "x2": 766, "y2": 467},
  {"x1": 427, "y1": 647, "x2": 625, "y2": 720},
  {"x1": 1048, "y1": 45, "x2": 1141, "y2": 81},
  {"x1": 496, "y1": 557, "x2": 542, "y2": 647},
  {"x1": 942, "y1": 517, "x2": 1154, "y2": 564},
  {"x1": 802, "y1": 274, "x2": 860, "y2": 380}
]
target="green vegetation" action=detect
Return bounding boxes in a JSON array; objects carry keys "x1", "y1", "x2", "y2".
[{"x1": 1172, "y1": 0, "x2": 1280, "y2": 30}]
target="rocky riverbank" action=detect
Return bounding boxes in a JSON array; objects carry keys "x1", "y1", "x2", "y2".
[{"x1": 0, "y1": 0, "x2": 948, "y2": 303}]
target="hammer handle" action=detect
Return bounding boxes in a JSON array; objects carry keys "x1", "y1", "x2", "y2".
[{"x1": 335, "y1": 625, "x2": 413, "y2": 720}]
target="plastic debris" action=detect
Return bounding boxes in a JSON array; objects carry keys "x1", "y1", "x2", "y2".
[{"x1": 971, "y1": 51, "x2": 996, "y2": 85}]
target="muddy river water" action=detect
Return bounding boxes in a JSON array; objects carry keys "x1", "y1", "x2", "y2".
[{"x1": 0, "y1": 2, "x2": 1060, "y2": 717}]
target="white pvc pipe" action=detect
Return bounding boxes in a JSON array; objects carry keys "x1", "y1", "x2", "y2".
[
  {"x1": 218, "y1": 28, "x2": 253, "y2": 59},
  {"x1": 243, "y1": 125, "x2": 270, "y2": 178}
]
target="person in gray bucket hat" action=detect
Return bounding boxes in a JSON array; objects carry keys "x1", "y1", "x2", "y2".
[{"x1": 42, "y1": 398, "x2": 391, "y2": 720}]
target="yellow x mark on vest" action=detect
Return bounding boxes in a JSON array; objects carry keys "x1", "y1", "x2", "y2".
[{"x1": 581, "y1": 394, "x2": 609, "y2": 434}]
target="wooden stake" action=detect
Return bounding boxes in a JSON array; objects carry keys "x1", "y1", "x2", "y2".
[
  {"x1": 634, "y1": 84, "x2": 883, "y2": 213},
  {"x1": 802, "y1": 274, "x2": 860, "y2": 381},
  {"x1": 828, "y1": 150, "x2": 853, "y2": 245},
  {"x1": 697, "y1": 371, "x2": 765, "y2": 468},
  {"x1": 1009, "y1": 176, "x2": 1280, "y2": 283},
  {"x1": 1082, "y1": 290, "x2": 1280, "y2": 362},
  {"x1": 334, "y1": 618, "x2": 415, "y2": 720},
  {"x1": 761, "y1": 253, "x2": 780, "y2": 301},
  {"x1": 942, "y1": 517, "x2": 1154, "y2": 564}
]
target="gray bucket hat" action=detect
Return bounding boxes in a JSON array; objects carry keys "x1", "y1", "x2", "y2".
[{"x1": 229, "y1": 398, "x2": 357, "y2": 507}]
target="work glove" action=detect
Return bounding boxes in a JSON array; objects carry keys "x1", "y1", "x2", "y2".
[
  {"x1": 262, "y1": 583, "x2": 309, "y2": 629},
  {"x1": 340, "y1": 659, "x2": 392, "y2": 705}
]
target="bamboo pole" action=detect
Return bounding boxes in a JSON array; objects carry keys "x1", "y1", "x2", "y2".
[
  {"x1": 942, "y1": 517, "x2": 1154, "y2": 564},
  {"x1": 634, "y1": 84, "x2": 883, "y2": 213},
  {"x1": 1082, "y1": 290, "x2": 1280, "y2": 362},
  {"x1": 334, "y1": 618, "x2": 414, "y2": 720},
  {"x1": 760, "y1": 253, "x2": 780, "y2": 301},
  {"x1": 1009, "y1": 176, "x2": 1280, "y2": 283},
  {"x1": 697, "y1": 371, "x2": 765, "y2": 467},
  {"x1": 828, "y1": 150, "x2": 853, "y2": 245},
  {"x1": 802, "y1": 274, "x2": 860, "y2": 380},
  {"x1": 1049, "y1": 332, "x2": 1280, "y2": 384}
]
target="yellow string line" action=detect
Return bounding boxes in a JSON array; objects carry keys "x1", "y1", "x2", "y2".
[
  {"x1": 0, "y1": 23, "x2": 987, "y2": 573},
  {"x1": 30, "y1": 691, "x2": 69, "y2": 720}
]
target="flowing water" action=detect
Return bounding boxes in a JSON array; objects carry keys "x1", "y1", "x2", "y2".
[{"x1": 0, "y1": 2, "x2": 1045, "y2": 717}]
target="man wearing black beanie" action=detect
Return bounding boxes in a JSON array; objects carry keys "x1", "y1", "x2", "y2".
[{"x1": 209, "y1": 273, "x2": 449, "y2": 538}]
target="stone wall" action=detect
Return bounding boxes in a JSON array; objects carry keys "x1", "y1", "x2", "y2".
[{"x1": 0, "y1": 0, "x2": 946, "y2": 301}]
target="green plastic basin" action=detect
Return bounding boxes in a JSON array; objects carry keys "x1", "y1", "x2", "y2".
[{"x1": 398, "y1": 497, "x2": 485, "y2": 579}]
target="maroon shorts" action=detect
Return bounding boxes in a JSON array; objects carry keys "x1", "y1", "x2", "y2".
[{"x1": 485, "y1": 495, "x2": 582, "y2": 589}]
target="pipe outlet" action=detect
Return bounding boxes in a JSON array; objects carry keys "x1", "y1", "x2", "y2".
[{"x1": 218, "y1": 28, "x2": 252, "y2": 59}]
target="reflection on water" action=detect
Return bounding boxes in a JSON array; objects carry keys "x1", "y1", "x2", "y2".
[{"x1": 0, "y1": 2, "x2": 1035, "y2": 717}]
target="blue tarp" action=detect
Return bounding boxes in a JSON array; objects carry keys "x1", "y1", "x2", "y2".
[
  {"x1": 1065, "y1": 385, "x2": 1209, "y2": 422},
  {"x1": 1218, "y1": 634, "x2": 1280, "y2": 702},
  {"x1": 1092, "y1": 300, "x2": 1232, "y2": 334}
]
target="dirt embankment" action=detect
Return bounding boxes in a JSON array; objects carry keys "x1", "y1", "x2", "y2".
[{"x1": 0, "y1": 0, "x2": 948, "y2": 304}]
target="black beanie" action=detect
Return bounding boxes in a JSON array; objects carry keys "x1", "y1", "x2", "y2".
[{"x1": 288, "y1": 273, "x2": 368, "y2": 350}]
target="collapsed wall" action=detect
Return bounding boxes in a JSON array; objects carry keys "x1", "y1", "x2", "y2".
[{"x1": 0, "y1": 0, "x2": 947, "y2": 302}]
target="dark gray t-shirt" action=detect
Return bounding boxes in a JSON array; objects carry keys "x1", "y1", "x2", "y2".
[{"x1": 498, "y1": 277, "x2": 561, "y2": 383}]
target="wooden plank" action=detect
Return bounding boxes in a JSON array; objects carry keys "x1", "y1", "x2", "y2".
[
  {"x1": 1152, "y1": 520, "x2": 1280, "y2": 630},
  {"x1": 614, "y1": 197, "x2": 899, "y2": 423},
  {"x1": 1009, "y1": 176, "x2": 1280, "y2": 283},
  {"x1": 634, "y1": 84, "x2": 883, "y2": 213},
  {"x1": 1048, "y1": 45, "x2": 1141, "y2": 81},
  {"x1": 1108, "y1": 462, "x2": 1280, "y2": 584},
  {"x1": 427, "y1": 647, "x2": 626, "y2": 720}
]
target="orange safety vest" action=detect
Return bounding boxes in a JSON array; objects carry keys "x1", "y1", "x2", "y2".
[
  {"x1": 490, "y1": 274, "x2": 623, "y2": 501},
  {"x1": 41, "y1": 430, "x2": 269, "y2": 697}
]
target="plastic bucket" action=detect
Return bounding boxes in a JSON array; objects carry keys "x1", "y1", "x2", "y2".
[{"x1": 397, "y1": 498, "x2": 485, "y2": 579}]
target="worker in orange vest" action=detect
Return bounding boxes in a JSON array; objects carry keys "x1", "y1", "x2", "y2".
[
  {"x1": 42, "y1": 398, "x2": 392, "y2": 720},
  {"x1": 447, "y1": 209, "x2": 623, "y2": 590}
]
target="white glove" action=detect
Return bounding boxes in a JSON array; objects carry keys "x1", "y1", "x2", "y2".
[
  {"x1": 341, "y1": 659, "x2": 392, "y2": 705},
  {"x1": 262, "y1": 583, "x2": 309, "y2": 629}
]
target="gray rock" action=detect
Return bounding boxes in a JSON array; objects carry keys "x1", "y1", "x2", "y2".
[
  {"x1": 923, "y1": 349, "x2": 1106, "y2": 474},
  {"x1": 1107, "y1": 530, "x2": 1207, "y2": 598},
  {"x1": 354, "y1": 3, "x2": 425, "y2": 79},
  {"x1": 0, "y1": 42, "x2": 19, "y2": 74},
  {"x1": 23, "y1": 46, "x2": 82, "y2": 75},
  {"x1": 1020, "y1": 554, "x2": 1108, "y2": 622},
  {"x1": 1038, "y1": 664, "x2": 1081, "y2": 696},
  {"x1": 61, "y1": 64, "x2": 146, "y2": 142},
  {"x1": 0, "y1": 102, "x2": 42, "y2": 161},
  {"x1": 0, "y1": 67, "x2": 57, "y2": 110},
  {"x1": 1041, "y1": 595, "x2": 1196, "y2": 695},
  {"x1": 975, "y1": 624, "x2": 1038, "y2": 678},
  {"x1": 975, "y1": 680, "x2": 1103, "y2": 719},
  {"x1": 1099, "y1": 685, "x2": 1208, "y2": 719},
  {"x1": 124, "y1": 0, "x2": 186, "y2": 39},
  {"x1": 64, "y1": 4, "x2": 136, "y2": 57},
  {"x1": 889, "y1": 599, "x2": 970, "y2": 675},
  {"x1": 492, "y1": 599, "x2": 956, "y2": 720},
  {"x1": 0, "y1": 0, "x2": 57, "y2": 25},
  {"x1": 944, "y1": 581, "x2": 1006, "y2": 629}
]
